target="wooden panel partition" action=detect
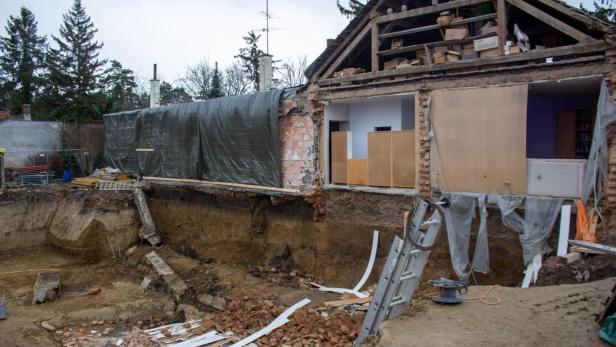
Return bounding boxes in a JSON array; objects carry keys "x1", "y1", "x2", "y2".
[
  {"x1": 331, "y1": 132, "x2": 348, "y2": 184},
  {"x1": 431, "y1": 85, "x2": 528, "y2": 194},
  {"x1": 392, "y1": 131, "x2": 416, "y2": 188},
  {"x1": 368, "y1": 132, "x2": 393, "y2": 187}
]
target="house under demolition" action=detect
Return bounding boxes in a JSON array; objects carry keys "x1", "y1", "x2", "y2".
[{"x1": 1, "y1": 0, "x2": 616, "y2": 346}]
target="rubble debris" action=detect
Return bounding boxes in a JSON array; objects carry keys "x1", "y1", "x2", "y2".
[
  {"x1": 134, "y1": 188, "x2": 162, "y2": 246},
  {"x1": 268, "y1": 244, "x2": 295, "y2": 273},
  {"x1": 198, "y1": 294, "x2": 226, "y2": 311},
  {"x1": 78, "y1": 287, "x2": 102, "y2": 297},
  {"x1": 32, "y1": 272, "x2": 61, "y2": 304},
  {"x1": 231, "y1": 298, "x2": 310, "y2": 347},
  {"x1": 324, "y1": 297, "x2": 372, "y2": 308},
  {"x1": 41, "y1": 321, "x2": 56, "y2": 331},
  {"x1": 144, "y1": 251, "x2": 188, "y2": 302}
]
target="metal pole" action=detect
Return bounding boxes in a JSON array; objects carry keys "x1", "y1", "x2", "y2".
[{"x1": 266, "y1": 0, "x2": 269, "y2": 54}]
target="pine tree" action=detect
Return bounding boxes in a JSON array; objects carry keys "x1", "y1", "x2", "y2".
[
  {"x1": 235, "y1": 31, "x2": 264, "y2": 91},
  {"x1": 101, "y1": 60, "x2": 138, "y2": 112},
  {"x1": 208, "y1": 62, "x2": 224, "y2": 99},
  {"x1": 160, "y1": 81, "x2": 192, "y2": 105},
  {"x1": 337, "y1": 0, "x2": 366, "y2": 19},
  {"x1": 0, "y1": 7, "x2": 47, "y2": 115},
  {"x1": 40, "y1": 0, "x2": 105, "y2": 123}
]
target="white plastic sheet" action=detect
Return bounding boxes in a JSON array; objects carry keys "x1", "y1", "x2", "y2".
[
  {"x1": 520, "y1": 196, "x2": 563, "y2": 265},
  {"x1": 442, "y1": 192, "x2": 489, "y2": 281},
  {"x1": 583, "y1": 81, "x2": 616, "y2": 204}
]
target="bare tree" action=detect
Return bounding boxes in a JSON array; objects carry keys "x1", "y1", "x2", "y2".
[
  {"x1": 223, "y1": 60, "x2": 252, "y2": 96},
  {"x1": 179, "y1": 59, "x2": 214, "y2": 100},
  {"x1": 275, "y1": 55, "x2": 308, "y2": 89}
]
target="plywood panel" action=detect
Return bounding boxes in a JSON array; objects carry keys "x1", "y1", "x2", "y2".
[
  {"x1": 392, "y1": 131, "x2": 415, "y2": 188},
  {"x1": 368, "y1": 132, "x2": 392, "y2": 187},
  {"x1": 348, "y1": 159, "x2": 368, "y2": 185},
  {"x1": 431, "y1": 85, "x2": 528, "y2": 194},
  {"x1": 331, "y1": 132, "x2": 348, "y2": 184}
]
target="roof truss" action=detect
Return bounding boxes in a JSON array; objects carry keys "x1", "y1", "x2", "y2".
[{"x1": 314, "y1": 0, "x2": 607, "y2": 82}]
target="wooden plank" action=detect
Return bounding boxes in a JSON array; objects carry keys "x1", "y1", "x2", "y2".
[
  {"x1": 506, "y1": 0, "x2": 594, "y2": 42},
  {"x1": 368, "y1": 132, "x2": 392, "y2": 187},
  {"x1": 311, "y1": 0, "x2": 389, "y2": 80},
  {"x1": 533, "y1": 0, "x2": 609, "y2": 33},
  {"x1": 331, "y1": 132, "x2": 349, "y2": 184},
  {"x1": 497, "y1": 0, "x2": 506, "y2": 55},
  {"x1": 371, "y1": 18, "x2": 379, "y2": 72},
  {"x1": 431, "y1": 85, "x2": 527, "y2": 193},
  {"x1": 322, "y1": 23, "x2": 372, "y2": 79},
  {"x1": 348, "y1": 159, "x2": 369, "y2": 186},
  {"x1": 318, "y1": 41, "x2": 605, "y2": 86},
  {"x1": 376, "y1": 0, "x2": 491, "y2": 24},
  {"x1": 143, "y1": 177, "x2": 301, "y2": 194},
  {"x1": 379, "y1": 33, "x2": 497, "y2": 56},
  {"x1": 325, "y1": 296, "x2": 372, "y2": 307},
  {"x1": 392, "y1": 131, "x2": 415, "y2": 188},
  {"x1": 380, "y1": 13, "x2": 497, "y2": 40}
]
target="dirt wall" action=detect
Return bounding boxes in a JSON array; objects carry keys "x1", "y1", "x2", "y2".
[
  {"x1": 0, "y1": 187, "x2": 140, "y2": 259},
  {"x1": 147, "y1": 187, "x2": 526, "y2": 287}
]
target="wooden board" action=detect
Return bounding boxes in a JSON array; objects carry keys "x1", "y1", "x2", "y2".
[
  {"x1": 368, "y1": 132, "x2": 392, "y2": 187},
  {"x1": 556, "y1": 109, "x2": 576, "y2": 159},
  {"x1": 431, "y1": 85, "x2": 528, "y2": 194},
  {"x1": 331, "y1": 132, "x2": 348, "y2": 184},
  {"x1": 347, "y1": 159, "x2": 368, "y2": 185},
  {"x1": 392, "y1": 131, "x2": 415, "y2": 188}
]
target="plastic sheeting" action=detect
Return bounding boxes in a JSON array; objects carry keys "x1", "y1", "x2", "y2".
[
  {"x1": 494, "y1": 195, "x2": 563, "y2": 265},
  {"x1": 583, "y1": 81, "x2": 616, "y2": 204},
  {"x1": 104, "y1": 90, "x2": 283, "y2": 187},
  {"x1": 519, "y1": 197, "x2": 563, "y2": 265},
  {"x1": 441, "y1": 192, "x2": 489, "y2": 281}
]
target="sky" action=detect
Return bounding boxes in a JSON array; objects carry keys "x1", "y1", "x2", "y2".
[{"x1": 0, "y1": 0, "x2": 599, "y2": 85}]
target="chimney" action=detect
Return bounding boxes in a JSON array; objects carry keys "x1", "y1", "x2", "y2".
[
  {"x1": 150, "y1": 64, "x2": 160, "y2": 108},
  {"x1": 258, "y1": 54, "x2": 273, "y2": 91},
  {"x1": 21, "y1": 104, "x2": 31, "y2": 121}
]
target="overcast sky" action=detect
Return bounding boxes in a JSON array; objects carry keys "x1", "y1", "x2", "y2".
[{"x1": 0, "y1": 0, "x2": 597, "y2": 85}]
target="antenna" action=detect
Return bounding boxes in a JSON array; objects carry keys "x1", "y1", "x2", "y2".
[{"x1": 257, "y1": 0, "x2": 282, "y2": 54}]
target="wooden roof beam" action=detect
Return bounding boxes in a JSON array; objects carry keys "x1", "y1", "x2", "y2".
[
  {"x1": 321, "y1": 22, "x2": 373, "y2": 79},
  {"x1": 533, "y1": 0, "x2": 609, "y2": 33},
  {"x1": 379, "y1": 13, "x2": 497, "y2": 39},
  {"x1": 376, "y1": 0, "x2": 492, "y2": 24},
  {"x1": 506, "y1": 0, "x2": 595, "y2": 42}
]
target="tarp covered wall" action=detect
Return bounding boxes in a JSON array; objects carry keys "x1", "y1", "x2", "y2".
[{"x1": 104, "y1": 90, "x2": 283, "y2": 187}]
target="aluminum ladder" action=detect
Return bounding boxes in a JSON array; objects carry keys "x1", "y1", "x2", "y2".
[{"x1": 354, "y1": 200, "x2": 445, "y2": 346}]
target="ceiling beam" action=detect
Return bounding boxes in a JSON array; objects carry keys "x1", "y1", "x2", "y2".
[
  {"x1": 321, "y1": 23, "x2": 373, "y2": 79},
  {"x1": 533, "y1": 0, "x2": 609, "y2": 33},
  {"x1": 506, "y1": 0, "x2": 595, "y2": 42},
  {"x1": 376, "y1": 0, "x2": 492, "y2": 24}
]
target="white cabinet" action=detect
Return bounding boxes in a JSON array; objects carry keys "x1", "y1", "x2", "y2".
[{"x1": 527, "y1": 159, "x2": 586, "y2": 198}]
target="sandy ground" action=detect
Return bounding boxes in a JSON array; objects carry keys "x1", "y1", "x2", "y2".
[{"x1": 377, "y1": 278, "x2": 616, "y2": 347}]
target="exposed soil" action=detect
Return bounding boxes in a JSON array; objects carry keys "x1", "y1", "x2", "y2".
[
  {"x1": 536, "y1": 254, "x2": 616, "y2": 286},
  {"x1": 377, "y1": 277, "x2": 616, "y2": 347}
]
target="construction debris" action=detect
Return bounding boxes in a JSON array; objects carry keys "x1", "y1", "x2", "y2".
[
  {"x1": 32, "y1": 272, "x2": 61, "y2": 304},
  {"x1": 134, "y1": 188, "x2": 162, "y2": 246},
  {"x1": 569, "y1": 240, "x2": 616, "y2": 256},
  {"x1": 198, "y1": 294, "x2": 227, "y2": 311},
  {"x1": 40, "y1": 321, "x2": 56, "y2": 331},
  {"x1": 144, "y1": 251, "x2": 187, "y2": 303}
]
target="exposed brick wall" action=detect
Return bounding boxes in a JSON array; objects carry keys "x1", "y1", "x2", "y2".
[
  {"x1": 416, "y1": 90, "x2": 431, "y2": 198},
  {"x1": 279, "y1": 114, "x2": 316, "y2": 189},
  {"x1": 604, "y1": 28, "x2": 616, "y2": 237}
]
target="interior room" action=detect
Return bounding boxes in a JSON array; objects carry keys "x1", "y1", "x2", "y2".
[
  {"x1": 526, "y1": 76, "x2": 602, "y2": 198},
  {"x1": 324, "y1": 94, "x2": 416, "y2": 188}
]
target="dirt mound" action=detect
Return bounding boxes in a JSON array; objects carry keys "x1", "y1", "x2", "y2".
[{"x1": 536, "y1": 254, "x2": 616, "y2": 286}]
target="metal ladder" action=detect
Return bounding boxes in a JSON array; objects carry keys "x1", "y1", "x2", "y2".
[{"x1": 354, "y1": 200, "x2": 445, "y2": 346}]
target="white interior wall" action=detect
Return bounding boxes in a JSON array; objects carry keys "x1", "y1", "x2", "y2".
[{"x1": 349, "y1": 99, "x2": 402, "y2": 158}]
